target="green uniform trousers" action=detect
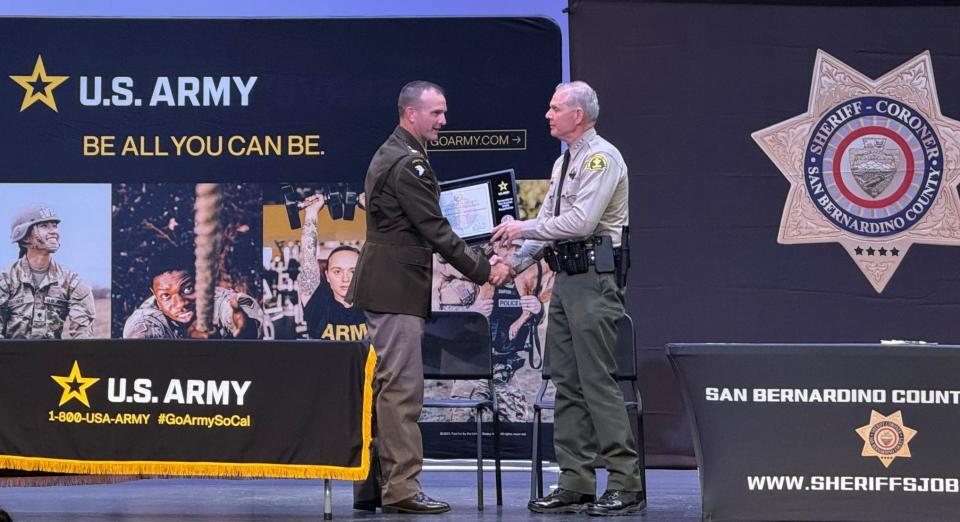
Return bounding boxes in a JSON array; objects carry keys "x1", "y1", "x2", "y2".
[
  {"x1": 354, "y1": 311, "x2": 426, "y2": 504},
  {"x1": 548, "y1": 270, "x2": 643, "y2": 494}
]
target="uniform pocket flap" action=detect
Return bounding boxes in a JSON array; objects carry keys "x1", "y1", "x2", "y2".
[
  {"x1": 3, "y1": 297, "x2": 24, "y2": 309},
  {"x1": 394, "y1": 245, "x2": 432, "y2": 267}
]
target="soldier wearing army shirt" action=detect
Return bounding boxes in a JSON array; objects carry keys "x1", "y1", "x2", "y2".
[
  {"x1": 493, "y1": 81, "x2": 644, "y2": 516},
  {"x1": 346, "y1": 81, "x2": 510, "y2": 515},
  {"x1": 0, "y1": 204, "x2": 95, "y2": 339}
]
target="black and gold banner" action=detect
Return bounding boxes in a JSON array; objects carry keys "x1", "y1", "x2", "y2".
[
  {"x1": 0, "y1": 340, "x2": 374, "y2": 479},
  {"x1": 669, "y1": 343, "x2": 960, "y2": 521}
]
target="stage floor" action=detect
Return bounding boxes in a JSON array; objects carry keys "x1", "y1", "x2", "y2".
[{"x1": 0, "y1": 463, "x2": 701, "y2": 521}]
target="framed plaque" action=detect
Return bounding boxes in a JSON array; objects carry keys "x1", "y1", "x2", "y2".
[{"x1": 439, "y1": 169, "x2": 517, "y2": 244}]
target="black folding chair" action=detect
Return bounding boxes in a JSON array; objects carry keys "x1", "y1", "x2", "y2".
[
  {"x1": 529, "y1": 313, "x2": 646, "y2": 501},
  {"x1": 422, "y1": 311, "x2": 503, "y2": 510}
]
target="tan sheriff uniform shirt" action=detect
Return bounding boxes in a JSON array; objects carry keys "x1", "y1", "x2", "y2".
[{"x1": 517, "y1": 128, "x2": 629, "y2": 266}]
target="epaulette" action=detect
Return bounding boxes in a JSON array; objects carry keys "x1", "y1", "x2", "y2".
[{"x1": 65, "y1": 271, "x2": 81, "y2": 294}]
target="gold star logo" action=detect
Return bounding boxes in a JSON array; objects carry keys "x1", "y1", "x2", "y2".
[
  {"x1": 51, "y1": 360, "x2": 100, "y2": 408},
  {"x1": 9, "y1": 55, "x2": 69, "y2": 112},
  {"x1": 498, "y1": 181, "x2": 509, "y2": 192},
  {"x1": 753, "y1": 51, "x2": 960, "y2": 292},
  {"x1": 856, "y1": 410, "x2": 917, "y2": 468}
]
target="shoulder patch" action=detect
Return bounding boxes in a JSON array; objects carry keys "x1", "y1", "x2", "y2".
[
  {"x1": 408, "y1": 157, "x2": 428, "y2": 178},
  {"x1": 585, "y1": 153, "x2": 609, "y2": 173}
]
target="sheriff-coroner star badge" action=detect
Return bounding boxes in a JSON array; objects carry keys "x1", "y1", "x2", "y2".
[
  {"x1": 753, "y1": 50, "x2": 960, "y2": 292},
  {"x1": 856, "y1": 410, "x2": 916, "y2": 468}
]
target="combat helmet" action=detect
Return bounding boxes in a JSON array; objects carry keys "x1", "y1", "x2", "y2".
[{"x1": 10, "y1": 204, "x2": 60, "y2": 243}]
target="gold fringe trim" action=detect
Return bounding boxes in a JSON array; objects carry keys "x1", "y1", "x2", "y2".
[
  {"x1": 0, "y1": 346, "x2": 379, "y2": 481},
  {"x1": 360, "y1": 343, "x2": 377, "y2": 480},
  {"x1": 0, "y1": 455, "x2": 366, "y2": 480}
]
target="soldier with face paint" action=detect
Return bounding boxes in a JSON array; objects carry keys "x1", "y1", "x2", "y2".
[
  {"x1": 122, "y1": 249, "x2": 263, "y2": 339},
  {"x1": 0, "y1": 204, "x2": 95, "y2": 339}
]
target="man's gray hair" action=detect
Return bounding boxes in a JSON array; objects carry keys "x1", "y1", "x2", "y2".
[
  {"x1": 398, "y1": 81, "x2": 445, "y2": 118},
  {"x1": 556, "y1": 81, "x2": 599, "y2": 124}
]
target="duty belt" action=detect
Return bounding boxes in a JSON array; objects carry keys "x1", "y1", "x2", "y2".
[{"x1": 543, "y1": 236, "x2": 620, "y2": 276}]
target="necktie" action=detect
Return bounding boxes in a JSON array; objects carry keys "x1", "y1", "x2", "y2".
[{"x1": 553, "y1": 150, "x2": 570, "y2": 216}]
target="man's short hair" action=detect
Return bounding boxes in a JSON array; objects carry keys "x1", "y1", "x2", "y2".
[
  {"x1": 149, "y1": 246, "x2": 195, "y2": 280},
  {"x1": 556, "y1": 81, "x2": 599, "y2": 124},
  {"x1": 398, "y1": 81, "x2": 445, "y2": 118}
]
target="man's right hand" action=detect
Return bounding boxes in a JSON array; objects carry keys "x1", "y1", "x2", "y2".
[{"x1": 488, "y1": 255, "x2": 512, "y2": 286}]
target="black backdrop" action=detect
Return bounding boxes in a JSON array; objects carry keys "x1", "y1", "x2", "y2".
[{"x1": 570, "y1": 0, "x2": 960, "y2": 466}]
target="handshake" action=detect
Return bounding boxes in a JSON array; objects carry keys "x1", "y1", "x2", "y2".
[
  {"x1": 485, "y1": 218, "x2": 527, "y2": 286},
  {"x1": 487, "y1": 253, "x2": 514, "y2": 286}
]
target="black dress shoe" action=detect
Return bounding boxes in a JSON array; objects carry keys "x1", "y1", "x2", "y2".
[
  {"x1": 353, "y1": 497, "x2": 381, "y2": 511},
  {"x1": 528, "y1": 488, "x2": 596, "y2": 514},
  {"x1": 585, "y1": 489, "x2": 645, "y2": 516},
  {"x1": 381, "y1": 492, "x2": 451, "y2": 514}
]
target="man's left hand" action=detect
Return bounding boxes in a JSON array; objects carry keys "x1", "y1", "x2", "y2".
[{"x1": 491, "y1": 220, "x2": 524, "y2": 243}]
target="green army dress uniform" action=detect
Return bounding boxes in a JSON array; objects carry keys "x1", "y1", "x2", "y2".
[{"x1": 347, "y1": 126, "x2": 490, "y2": 504}]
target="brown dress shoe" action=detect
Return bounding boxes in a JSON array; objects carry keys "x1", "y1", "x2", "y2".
[
  {"x1": 527, "y1": 488, "x2": 596, "y2": 514},
  {"x1": 381, "y1": 492, "x2": 451, "y2": 514},
  {"x1": 585, "y1": 489, "x2": 646, "y2": 516}
]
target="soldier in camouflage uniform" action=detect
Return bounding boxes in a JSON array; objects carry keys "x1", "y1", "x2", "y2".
[
  {"x1": 123, "y1": 262, "x2": 263, "y2": 339},
  {"x1": 0, "y1": 204, "x2": 96, "y2": 339}
]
